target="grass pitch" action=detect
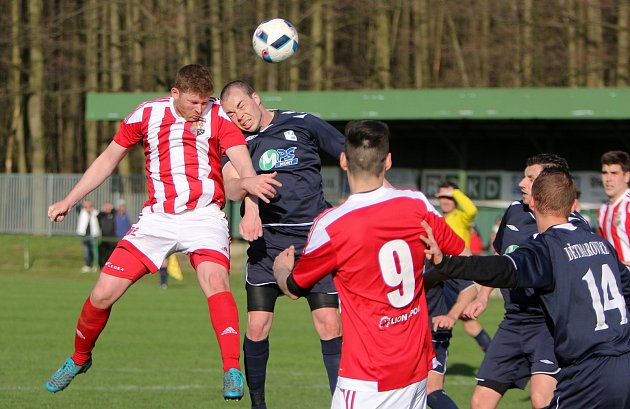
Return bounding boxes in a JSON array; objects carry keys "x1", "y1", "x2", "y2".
[{"x1": 0, "y1": 234, "x2": 530, "y2": 408}]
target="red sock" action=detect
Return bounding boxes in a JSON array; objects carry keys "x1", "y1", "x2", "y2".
[
  {"x1": 71, "y1": 297, "x2": 111, "y2": 365},
  {"x1": 207, "y1": 291, "x2": 241, "y2": 371}
]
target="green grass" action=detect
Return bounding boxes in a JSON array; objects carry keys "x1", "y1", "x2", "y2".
[{"x1": 0, "y1": 235, "x2": 530, "y2": 408}]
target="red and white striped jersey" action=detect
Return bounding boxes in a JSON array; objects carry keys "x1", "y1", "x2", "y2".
[
  {"x1": 292, "y1": 187, "x2": 465, "y2": 392},
  {"x1": 598, "y1": 188, "x2": 630, "y2": 263},
  {"x1": 114, "y1": 97, "x2": 245, "y2": 214}
]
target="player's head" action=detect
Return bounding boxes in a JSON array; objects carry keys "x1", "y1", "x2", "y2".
[
  {"x1": 519, "y1": 153, "x2": 569, "y2": 204},
  {"x1": 171, "y1": 64, "x2": 214, "y2": 122},
  {"x1": 531, "y1": 167, "x2": 576, "y2": 218},
  {"x1": 342, "y1": 120, "x2": 391, "y2": 180},
  {"x1": 600, "y1": 150, "x2": 630, "y2": 201},
  {"x1": 220, "y1": 80, "x2": 270, "y2": 133}
]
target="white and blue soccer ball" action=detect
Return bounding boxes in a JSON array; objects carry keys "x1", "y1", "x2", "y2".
[{"x1": 252, "y1": 18, "x2": 299, "y2": 63}]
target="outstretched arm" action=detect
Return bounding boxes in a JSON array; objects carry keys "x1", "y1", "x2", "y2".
[
  {"x1": 421, "y1": 220, "x2": 518, "y2": 288},
  {"x1": 48, "y1": 141, "x2": 128, "y2": 222},
  {"x1": 223, "y1": 148, "x2": 282, "y2": 241}
]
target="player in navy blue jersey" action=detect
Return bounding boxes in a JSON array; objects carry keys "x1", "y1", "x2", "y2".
[
  {"x1": 220, "y1": 80, "x2": 344, "y2": 409},
  {"x1": 461, "y1": 154, "x2": 590, "y2": 409},
  {"x1": 425, "y1": 275, "x2": 477, "y2": 409},
  {"x1": 423, "y1": 167, "x2": 630, "y2": 409}
]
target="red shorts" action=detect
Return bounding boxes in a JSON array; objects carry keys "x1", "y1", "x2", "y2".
[{"x1": 102, "y1": 205, "x2": 230, "y2": 281}]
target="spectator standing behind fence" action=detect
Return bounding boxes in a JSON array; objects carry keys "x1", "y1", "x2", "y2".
[
  {"x1": 114, "y1": 200, "x2": 132, "y2": 239},
  {"x1": 435, "y1": 181, "x2": 493, "y2": 353},
  {"x1": 598, "y1": 150, "x2": 630, "y2": 266},
  {"x1": 97, "y1": 202, "x2": 116, "y2": 269},
  {"x1": 76, "y1": 200, "x2": 100, "y2": 273}
]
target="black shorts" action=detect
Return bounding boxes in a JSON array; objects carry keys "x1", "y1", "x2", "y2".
[
  {"x1": 246, "y1": 283, "x2": 339, "y2": 312},
  {"x1": 245, "y1": 225, "x2": 336, "y2": 294}
]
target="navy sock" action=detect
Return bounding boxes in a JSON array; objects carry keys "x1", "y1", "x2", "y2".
[
  {"x1": 321, "y1": 336, "x2": 342, "y2": 395},
  {"x1": 243, "y1": 336, "x2": 269, "y2": 408},
  {"x1": 427, "y1": 389, "x2": 459, "y2": 409},
  {"x1": 474, "y1": 329, "x2": 492, "y2": 352}
]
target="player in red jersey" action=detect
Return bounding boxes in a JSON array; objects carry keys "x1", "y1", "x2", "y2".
[
  {"x1": 273, "y1": 120, "x2": 467, "y2": 409},
  {"x1": 44, "y1": 64, "x2": 278, "y2": 400},
  {"x1": 598, "y1": 150, "x2": 630, "y2": 266}
]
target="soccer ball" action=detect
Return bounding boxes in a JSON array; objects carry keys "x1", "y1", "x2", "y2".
[{"x1": 252, "y1": 18, "x2": 299, "y2": 63}]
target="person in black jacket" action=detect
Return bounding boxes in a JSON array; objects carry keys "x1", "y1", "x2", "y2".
[{"x1": 97, "y1": 201, "x2": 116, "y2": 269}]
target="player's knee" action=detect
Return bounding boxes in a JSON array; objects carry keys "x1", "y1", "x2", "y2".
[
  {"x1": 198, "y1": 268, "x2": 230, "y2": 293},
  {"x1": 89, "y1": 290, "x2": 118, "y2": 309},
  {"x1": 313, "y1": 313, "x2": 341, "y2": 338},
  {"x1": 246, "y1": 316, "x2": 273, "y2": 340}
]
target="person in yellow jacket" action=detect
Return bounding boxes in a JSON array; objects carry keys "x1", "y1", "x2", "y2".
[{"x1": 436, "y1": 181, "x2": 493, "y2": 353}]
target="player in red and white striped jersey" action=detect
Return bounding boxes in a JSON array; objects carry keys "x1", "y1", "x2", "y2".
[
  {"x1": 45, "y1": 64, "x2": 278, "y2": 400},
  {"x1": 273, "y1": 120, "x2": 467, "y2": 409},
  {"x1": 598, "y1": 150, "x2": 630, "y2": 267}
]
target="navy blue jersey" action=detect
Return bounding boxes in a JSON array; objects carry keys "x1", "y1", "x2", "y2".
[
  {"x1": 237, "y1": 110, "x2": 344, "y2": 226},
  {"x1": 507, "y1": 223, "x2": 630, "y2": 367},
  {"x1": 426, "y1": 278, "x2": 474, "y2": 324},
  {"x1": 493, "y1": 200, "x2": 591, "y2": 320}
]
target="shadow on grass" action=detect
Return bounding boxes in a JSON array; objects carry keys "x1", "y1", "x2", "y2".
[{"x1": 447, "y1": 362, "x2": 477, "y2": 377}]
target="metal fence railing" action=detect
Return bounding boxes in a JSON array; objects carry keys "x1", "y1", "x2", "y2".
[
  {"x1": 0, "y1": 170, "x2": 347, "y2": 237},
  {"x1": 0, "y1": 174, "x2": 147, "y2": 236},
  {"x1": 0, "y1": 171, "x2": 600, "y2": 240}
]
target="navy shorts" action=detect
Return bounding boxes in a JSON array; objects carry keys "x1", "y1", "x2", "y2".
[
  {"x1": 476, "y1": 319, "x2": 559, "y2": 390},
  {"x1": 548, "y1": 352, "x2": 630, "y2": 409},
  {"x1": 245, "y1": 225, "x2": 336, "y2": 293},
  {"x1": 430, "y1": 329, "x2": 452, "y2": 375}
]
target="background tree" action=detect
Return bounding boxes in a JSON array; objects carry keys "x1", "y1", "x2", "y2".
[{"x1": 0, "y1": 0, "x2": 626, "y2": 174}]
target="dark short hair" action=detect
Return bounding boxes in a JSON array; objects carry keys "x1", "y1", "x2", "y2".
[
  {"x1": 344, "y1": 120, "x2": 389, "y2": 177},
  {"x1": 526, "y1": 153, "x2": 569, "y2": 171},
  {"x1": 532, "y1": 167, "x2": 576, "y2": 218},
  {"x1": 601, "y1": 150, "x2": 630, "y2": 172},
  {"x1": 172, "y1": 64, "x2": 214, "y2": 95}
]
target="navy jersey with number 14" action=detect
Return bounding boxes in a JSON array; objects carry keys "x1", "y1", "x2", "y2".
[{"x1": 507, "y1": 223, "x2": 630, "y2": 366}]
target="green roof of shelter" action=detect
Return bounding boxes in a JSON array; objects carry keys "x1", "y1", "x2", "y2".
[{"x1": 86, "y1": 88, "x2": 630, "y2": 121}]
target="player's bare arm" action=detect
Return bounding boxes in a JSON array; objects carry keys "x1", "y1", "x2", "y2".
[
  {"x1": 272, "y1": 246, "x2": 300, "y2": 300},
  {"x1": 223, "y1": 146, "x2": 281, "y2": 203},
  {"x1": 433, "y1": 284, "x2": 477, "y2": 332},
  {"x1": 48, "y1": 141, "x2": 129, "y2": 222},
  {"x1": 221, "y1": 161, "x2": 262, "y2": 240},
  {"x1": 463, "y1": 285, "x2": 492, "y2": 319}
]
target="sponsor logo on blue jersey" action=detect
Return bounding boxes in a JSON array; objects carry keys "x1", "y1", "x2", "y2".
[{"x1": 259, "y1": 147, "x2": 298, "y2": 170}]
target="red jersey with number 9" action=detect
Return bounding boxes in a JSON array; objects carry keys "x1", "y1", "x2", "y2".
[{"x1": 292, "y1": 187, "x2": 465, "y2": 392}]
